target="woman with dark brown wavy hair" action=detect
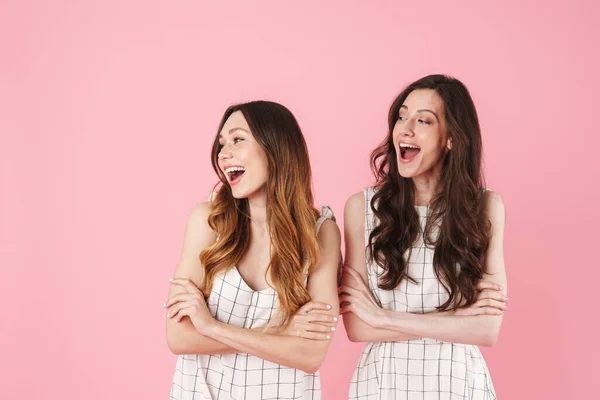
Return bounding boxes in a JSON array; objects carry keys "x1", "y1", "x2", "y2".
[
  {"x1": 340, "y1": 75, "x2": 507, "y2": 399},
  {"x1": 164, "y1": 101, "x2": 341, "y2": 399}
]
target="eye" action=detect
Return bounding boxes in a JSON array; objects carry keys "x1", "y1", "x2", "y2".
[
  {"x1": 397, "y1": 115, "x2": 407, "y2": 121},
  {"x1": 233, "y1": 137, "x2": 244, "y2": 144},
  {"x1": 418, "y1": 119, "x2": 431, "y2": 125}
]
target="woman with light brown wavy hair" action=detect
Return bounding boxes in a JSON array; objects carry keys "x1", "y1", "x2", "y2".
[
  {"x1": 340, "y1": 75, "x2": 507, "y2": 399},
  {"x1": 165, "y1": 101, "x2": 341, "y2": 400}
]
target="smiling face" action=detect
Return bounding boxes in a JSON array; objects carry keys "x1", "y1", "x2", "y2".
[
  {"x1": 392, "y1": 89, "x2": 451, "y2": 179},
  {"x1": 216, "y1": 111, "x2": 269, "y2": 200}
]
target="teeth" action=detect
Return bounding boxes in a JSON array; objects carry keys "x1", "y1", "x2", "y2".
[
  {"x1": 224, "y1": 166, "x2": 245, "y2": 174},
  {"x1": 399, "y1": 143, "x2": 420, "y2": 149}
]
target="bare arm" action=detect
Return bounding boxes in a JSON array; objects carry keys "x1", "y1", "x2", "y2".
[
  {"x1": 372, "y1": 191, "x2": 508, "y2": 347},
  {"x1": 201, "y1": 219, "x2": 342, "y2": 373},
  {"x1": 341, "y1": 192, "x2": 421, "y2": 343},
  {"x1": 165, "y1": 202, "x2": 242, "y2": 355}
]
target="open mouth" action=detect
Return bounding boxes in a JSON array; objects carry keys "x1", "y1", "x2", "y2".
[
  {"x1": 224, "y1": 166, "x2": 246, "y2": 185},
  {"x1": 399, "y1": 143, "x2": 421, "y2": 162}
]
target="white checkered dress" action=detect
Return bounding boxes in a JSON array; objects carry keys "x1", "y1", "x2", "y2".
[
  {"x1": 171, "y1": 206, "x2": 334, "y2": 400},
  {"x1": 348, "y1": 188, "x2": 496, "y2": 400}
]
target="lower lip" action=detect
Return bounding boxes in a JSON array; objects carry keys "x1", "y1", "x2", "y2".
[
  {"x1": 229, "y1": 173, "x2": 244, "y2": 186},
  {"x1": 399, "y1": 150, "x2": 421, "y2": 163}
]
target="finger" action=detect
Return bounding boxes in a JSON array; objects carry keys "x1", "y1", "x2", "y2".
[
  {"x1": 294, "y1": 314, "x2": 336, "y2": 327},
  {"x1": 475, "y1": 289, "x2": 508, "y2": 303},
  {"x1": 169, "y1": 278, "x2": 202, "y2": 294},
  {"x1": 338, "y1": 285, "x2": 362, "y2": 297},
  {"x1": 301, "y1": 332, "x2": 332, "y2": 340},
  {"x1": 298, "y1": 301, "x2": 332, "y2": 313},
  {"x1": 475, "y1": 281, "x2": 503, "y2": 292},
  {"x1": 306, "y1": 313, "x2": 338, "y2": 324},
  {"x1": 167, "y1": 301, "x2": 192, "y2": 319},
  {"x1": 473, "y1": 298, "x2": 507, "y2": 311},
  {"x1": 338, "y1": 294, "x2": 354, "y2": 304},
  {"x1": 165, "y1": 293, "x2": 196, "y2": 308},
  {"x1": 339, "y1": 304, "x2": 354, "y2": 314},
  {"x1": 174, "y1": 306, "x2": 194, "y2": 322},
  {"x1": 305, "y1": 323, "x2": 337, "y2": 334},
  {"x1": 470, "y1": 306, "x2": 504, "y2": 316}
]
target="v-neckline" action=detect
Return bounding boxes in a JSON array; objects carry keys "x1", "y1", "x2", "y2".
[{"x1": 232, "y1": 266, "x2": 275, "y2": 294}]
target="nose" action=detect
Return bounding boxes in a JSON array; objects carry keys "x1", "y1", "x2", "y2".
[
  {"x1": 218, "y1": 144, "x2": 233, "y2": 160},
  {"x1": 400, "y1": 118, "x2": 415, "y2": 137}
]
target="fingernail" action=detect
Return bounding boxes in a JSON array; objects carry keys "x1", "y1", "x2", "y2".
[
  {"x1": 326, "y1": 304, "x2": 332, "y2": 309},
  {"x1": 331, "y1": 327, "x2": 336, "y2": 331},
  {"x1": 169, "y1": 278, "x2": 173, "y2": 282},
  {"x1": 326, "y1": 335, "x2": 331, "y2": 339},
  {"x1": 162, "y1": 303, "x2": 166, "y2": 308},
  {"x1": 333, "y1": 317, "x2": 338, "y2": 322},
  {"x1": 166, "y1": 313, "x2": 170, "y2": 318}
]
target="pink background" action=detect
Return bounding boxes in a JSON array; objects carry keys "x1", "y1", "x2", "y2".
[{"x1": 1, "y1": 1, "x2": 598, "y2": 399}]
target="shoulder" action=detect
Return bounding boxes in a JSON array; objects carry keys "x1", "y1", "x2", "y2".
[
  {"x1": 344, "y1": 190, "x2": 367, "y2": 230},
  {"x1": 184, "y1": 201, "x2": 217, "y2": 243},
  {"x1": 483, "y1": 190, "x2": 505, "y2": 223},
  {"x1": 344, "y1": 190, "x2": 366, "y2": 218},
  {"x1": 187, "y1": 201, "x2": 212, "y2": 224},
  {"x1": 317, "y1": 218, "x2": 341, "y2": 248}
]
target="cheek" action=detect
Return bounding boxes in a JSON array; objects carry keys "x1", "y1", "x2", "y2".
[
  {"x1": 249, "y1": 148, "x2": 269, "y2": 178},
  {"x1": 392, "y1": 124, "x2": 401, "y2": 142}
]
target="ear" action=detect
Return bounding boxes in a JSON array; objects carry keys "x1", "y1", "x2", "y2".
[{"x1": 446, "y1": 137, "x2": 452, "y2": 150}]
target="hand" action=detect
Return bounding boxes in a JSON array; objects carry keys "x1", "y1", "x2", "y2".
[
  {"x1": 338, "y1": 266, "x2": 384, "y2": 327},
  {"x1": 454, "y1": 281, "x2": 507, "y2": 316},
  {"x1": 165, "y1": 278, "x2": 215, "y2": 335},
  {"x1": 277, "y1": 301, "x2": 337, "y2": 340}
]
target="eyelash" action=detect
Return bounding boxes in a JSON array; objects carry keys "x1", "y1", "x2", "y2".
[
  {"x1": 219, "y1": 137, "x2": 244, "y2": 147},
  {"x1": 397, "y1": 115, "x2": 431, "y2": 125}
]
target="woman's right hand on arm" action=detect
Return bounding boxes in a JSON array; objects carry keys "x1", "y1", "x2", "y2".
[
  {"x1": 276, "y1": 301, "x2": 338, "y2": 340},
  {"x1": 453, "y1": 281, "x2": 507, "y2": 316}
]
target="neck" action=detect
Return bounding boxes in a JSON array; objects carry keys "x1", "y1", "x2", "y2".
[
  {"x1": 247, "y1": 190, "x2": 268, "y2": 233},
  {"x1": 411, "y1": 166, "x2": 442, "y2": 206}
]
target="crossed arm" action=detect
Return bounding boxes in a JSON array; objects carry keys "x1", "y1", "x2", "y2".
[
  {"x1": 165, "y1": 202, "x2": 342, "y2": 373},
  {"x1": 340, "y1": 191, "x2": 507, "y2": 347}
]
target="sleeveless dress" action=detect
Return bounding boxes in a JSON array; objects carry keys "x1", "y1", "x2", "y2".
[
  {"x1": 170, "y1": 206, "x2": 335, "y2": 400},
  {"x1": 349, "y1": 188, "x2": 496, "y2": 400}
]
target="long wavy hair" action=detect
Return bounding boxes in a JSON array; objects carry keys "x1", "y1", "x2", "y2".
[
  {"x1": 369, "y1": 74, "x2": 491, "y2": 310},
  {"x1": 199, "y1": 101, "x2": 320, "y2": 325}
]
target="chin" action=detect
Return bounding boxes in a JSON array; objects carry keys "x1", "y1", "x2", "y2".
[
  {"x1": 398, "y1": 171, "x2": 415, "y2": 179},
  {"x1": 397, "y1": 159, "x2": 419, "y2": 178},
  {"x1": 230, "y1": 184, "x2": 265, "y2": 200},
  {"x1": 230, "y1": 188, "x2": 249, "y2": 199}
]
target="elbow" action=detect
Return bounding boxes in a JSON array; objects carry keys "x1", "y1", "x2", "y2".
[
  {"x1": 479, "y1": 324, "x2": 501, "y2": 347},
  {"x1": 166, "y1": 329, "x2": 186, "y2": 355},
  {"x1": 346, "y1": 329, "x2": 364, "y2": 343},
  {"x1": 167, "y1": 337, "x2": 185, "y2": 355},
  {"x1": 302, "y1": 361, "x2": 322, "y2": 375},
  {"x1": 300, "y1": 353, "x2": 327, "y2": 374},
  {"x1": 480, "y1": 332, "x2": 499, "y2": 347}
]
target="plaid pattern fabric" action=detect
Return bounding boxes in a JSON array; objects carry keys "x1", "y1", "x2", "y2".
[
  {"x1": 348, "y1": 188, "x2": 496, "y2": 400},
  {"x1": 170, "y1": 207, "x2": 334, "y2": 400}
]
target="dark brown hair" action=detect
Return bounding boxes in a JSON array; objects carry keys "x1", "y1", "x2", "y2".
[{"x1": 369, "y1": 74, "x2": 491, "y2": 310}]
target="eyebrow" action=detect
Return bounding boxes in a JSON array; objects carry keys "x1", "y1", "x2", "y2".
[
  {"x1": 218, "y1": 127, "x2": 250, "y2": 138},
  {"x1": 399, "y1": 105, "x2": 440, "y2": 122}
]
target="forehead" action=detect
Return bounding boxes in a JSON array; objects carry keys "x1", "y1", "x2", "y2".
[
  {"x1": 219, "y1": 110, "x2": 251, "y2": 136},
  {"x1": 401, "y1": 89, "x2": 444, "y2": 113}
]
